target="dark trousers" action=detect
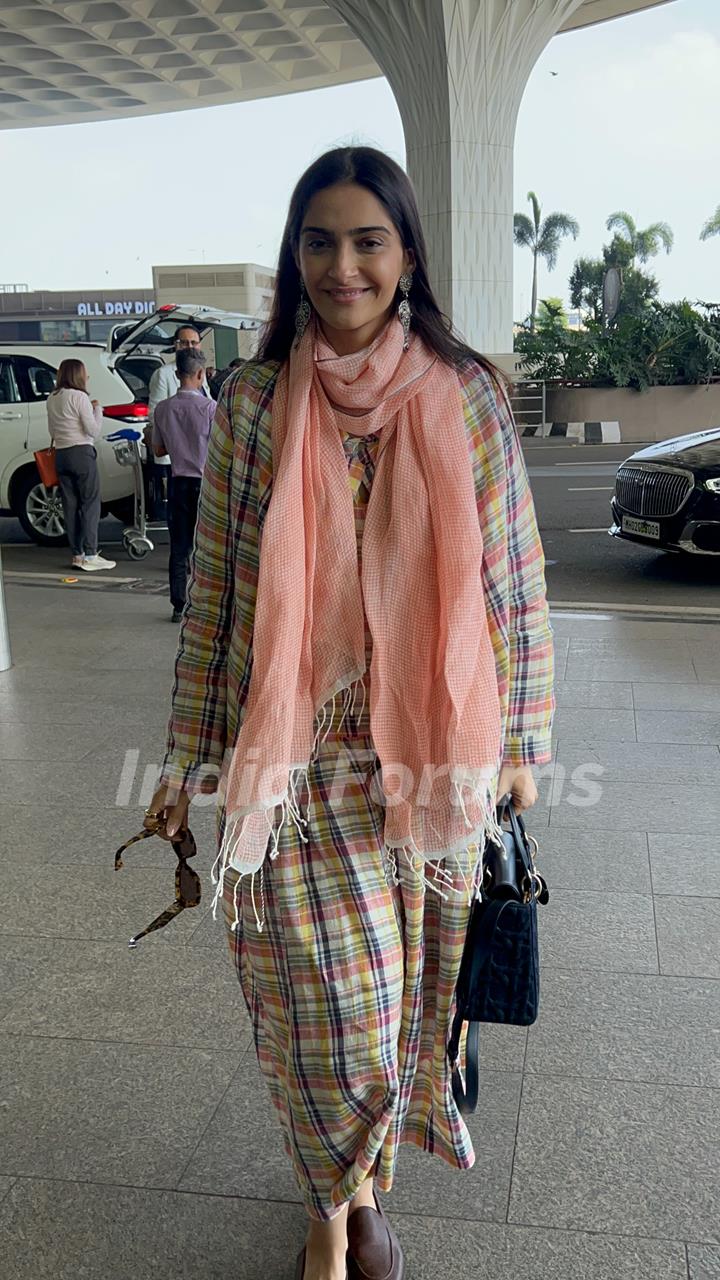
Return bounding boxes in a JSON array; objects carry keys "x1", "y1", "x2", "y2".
[
  {"x1": 55, "y1": 445, "x2": 101, "y2": 556},
  {"x1": 167, "y1": 475, "x2": 201, "y2": 610},
  {"x1": 145, "y1": 457, "x2": 169, "y2": 522}
]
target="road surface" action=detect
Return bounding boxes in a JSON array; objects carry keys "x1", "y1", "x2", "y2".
[{"x1": 2, "y1": 441, "x2": 719, "y2": 614}]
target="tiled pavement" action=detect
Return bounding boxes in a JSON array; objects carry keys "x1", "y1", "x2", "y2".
[{"x1": 0, "y1": 582, "x2": 719, "y2": 1280}]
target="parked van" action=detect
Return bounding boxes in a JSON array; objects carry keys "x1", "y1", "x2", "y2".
[{"x1": 0, "y1": 304, "x2": 260, "y2": 546}]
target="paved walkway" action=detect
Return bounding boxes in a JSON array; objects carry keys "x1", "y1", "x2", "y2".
[{"x1": 0, "y1": 575, "x2": 718, "y2": 1280}]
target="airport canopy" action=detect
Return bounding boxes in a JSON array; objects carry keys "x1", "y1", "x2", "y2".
[
  {"x1": 0, "y1": 1, "x2": 672, "y2": 131},
  {"x1": 0, "y1": 0, "x2": 674, "y2": 351}
]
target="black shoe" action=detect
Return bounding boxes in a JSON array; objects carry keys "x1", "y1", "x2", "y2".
[{"x1": 171, "y1": 609, "x2": 183, "y2": 623}]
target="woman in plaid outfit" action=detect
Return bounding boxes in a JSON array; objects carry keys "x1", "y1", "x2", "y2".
[{"x1": 149, "y1": 147, "x2": 554, "y2": 1280}]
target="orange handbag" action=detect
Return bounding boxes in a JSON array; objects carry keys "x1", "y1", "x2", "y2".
[{"x1": 34, "y1": 446, "x2": 59, "y2": 488}]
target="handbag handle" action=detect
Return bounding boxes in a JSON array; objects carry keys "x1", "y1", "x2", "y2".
[
  {"x1": 496, "y1": 794, "x2": 545, "y2": 901},
  {"x1": 448, "y1": 896, "x2": 514, "y2": 1114},
  {"x1": 496, "y1": 795, "x2": 531, "y2": 869},
  {"x1": 450, "y1": 1019, "x2": 480, "y2": 1115}
]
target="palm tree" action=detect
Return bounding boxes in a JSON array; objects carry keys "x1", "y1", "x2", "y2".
[
  {"x1": 514, "y1": 193, "x2": 579, "y2": 331},
  {"x1": 606, "y1": 211, "x2": 674, "y2": 263},
  {"x1": 700, "y1": 206, "x2": 720, "y2": 241}
]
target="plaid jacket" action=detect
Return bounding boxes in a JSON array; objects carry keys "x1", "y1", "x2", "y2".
[{"x1": 160, "y1": 359, "x2": 554, "y2": 795}]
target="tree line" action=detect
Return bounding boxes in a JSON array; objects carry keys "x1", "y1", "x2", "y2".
[
  {"x1": 512, "y1": 193, "x2": 720, "y2": 389},
  {"x1": 514, "y1": 192, "x2": 719, "y2": 329}
]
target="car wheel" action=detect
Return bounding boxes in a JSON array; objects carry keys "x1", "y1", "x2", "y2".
[{"x1": 14, "y1": 467, "x2": 68, "y2": 546}]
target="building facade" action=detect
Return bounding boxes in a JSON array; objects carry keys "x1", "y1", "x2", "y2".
[
  {"x1": 152, "y1": 263, "x2": 275, "y2": 320},
  {"x1": 0, "y1": 263, "x2": 275, "y2": 357},
  {"x1": 0, "y1": 287, "x2": 157, "y2": 344}
]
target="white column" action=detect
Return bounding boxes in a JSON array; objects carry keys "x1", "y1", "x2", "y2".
[{"x1": 327, "y1": 0, "x2": 586, "y2": 353}]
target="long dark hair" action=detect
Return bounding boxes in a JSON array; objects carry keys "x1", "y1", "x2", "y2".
[{"x1": 258, "y1": 146, "x2": 497, "y2": 377}]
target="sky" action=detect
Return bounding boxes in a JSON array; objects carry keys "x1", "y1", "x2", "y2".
[{"x1": 1, "y1": 0, "x2": 719, "y2": 322}]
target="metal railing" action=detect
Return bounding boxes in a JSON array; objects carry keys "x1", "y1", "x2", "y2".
[{"x1": 509, "y1": 380, "x2": 547, "y2": 434}]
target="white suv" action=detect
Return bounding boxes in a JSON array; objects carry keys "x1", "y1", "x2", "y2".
[{"x1": 0, "y1": 303, "x2": 260, "y2": 546}]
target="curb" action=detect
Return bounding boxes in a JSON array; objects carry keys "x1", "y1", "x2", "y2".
[
  {"x1": 520, "y1": 421, "x2": 620, "y2": 443},
  {"x1": 549, "y1": 600, "x2": 720, "y2": 621}
]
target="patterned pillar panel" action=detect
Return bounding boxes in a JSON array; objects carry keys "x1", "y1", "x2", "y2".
[{"x1": 328, "y1": 0, "x2": 586, "y2": 353}]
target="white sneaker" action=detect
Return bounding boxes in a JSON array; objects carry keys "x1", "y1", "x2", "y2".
[
  {"x1": 71, "y1": 555, "x2": 85, "y2": 568},
  {"x1": 80, "y1": 554, "x2": 116, "y2": 572}
]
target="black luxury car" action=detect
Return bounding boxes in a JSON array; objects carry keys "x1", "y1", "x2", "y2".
[{"x1": 609, "y1": 428, "x2": 720, "y2": 556}]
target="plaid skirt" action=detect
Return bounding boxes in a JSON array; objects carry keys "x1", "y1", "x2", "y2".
[{"x1": 220, "y1": 679, "x2": 478, "y2": 1221}]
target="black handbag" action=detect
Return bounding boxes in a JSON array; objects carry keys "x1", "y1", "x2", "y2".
[{"x1": 447, "y1": 794, "x2": 549, "y2": 1115}]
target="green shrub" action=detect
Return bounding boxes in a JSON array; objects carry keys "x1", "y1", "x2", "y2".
[{"x1": 514, "y1": 301, "x2": 720, "y2": 391}]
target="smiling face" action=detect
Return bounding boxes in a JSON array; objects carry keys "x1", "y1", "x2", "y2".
[{"x1": 297, "y1": 182, "x2": 414, "y2": 356}]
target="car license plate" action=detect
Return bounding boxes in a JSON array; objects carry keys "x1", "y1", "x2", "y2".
[{"x1": 622, "y1": 515, "x2": 660, "y2": 540}]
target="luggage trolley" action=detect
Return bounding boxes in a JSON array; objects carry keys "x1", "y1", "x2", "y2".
[{"x1": 107, "y1": 428, "x2": 169, "y2": 561}]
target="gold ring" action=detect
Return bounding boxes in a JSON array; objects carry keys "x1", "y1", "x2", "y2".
[{"x1": 144, "y1": 809, "x2": 161, "y2": 818}]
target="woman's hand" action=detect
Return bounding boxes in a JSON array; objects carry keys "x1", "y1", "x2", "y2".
[
  {"x1": 144, "y1": 784, "x2": 191, "y2": 839},
  {"x1": 496, "y1": 764, "x2": 538, "y2": 813}
]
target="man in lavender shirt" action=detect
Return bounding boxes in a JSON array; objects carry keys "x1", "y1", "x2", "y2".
[{"x1": 152, "y1": 348, "x2": 217, "y2": 622}]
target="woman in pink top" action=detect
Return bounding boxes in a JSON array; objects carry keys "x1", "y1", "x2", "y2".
[{"x1": 46, "y1": 359, "x2": 115, "y2": 571}]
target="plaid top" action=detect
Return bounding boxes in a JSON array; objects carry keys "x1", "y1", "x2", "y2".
[{"x1": 160, "y1": 359, "x2": 554, "y2": 797}]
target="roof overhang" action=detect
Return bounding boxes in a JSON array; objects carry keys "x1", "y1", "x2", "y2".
[
  {"x1": 559, "y1": 0, "x2": 673, "y2": 30},
  {"x1": 0, "y1": 1, "x2": 675, "y2": 130}
]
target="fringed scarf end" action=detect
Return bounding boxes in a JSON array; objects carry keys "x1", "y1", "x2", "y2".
[
  {"x1": 309, "y1": 675, "x2": 367, "y2": 763},
  {"x1": 211, "y1": 809, "x2": 251, "y2": 922},
  {"x1": 382, "y1": 781, "x2": 504, "y2": 908},
  {"x1": 249, "y1": 865, "x2": 265, "y2": 933}
]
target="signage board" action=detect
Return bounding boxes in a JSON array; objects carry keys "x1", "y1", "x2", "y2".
[{"x1": 76, "y1": 300, "x2": 156, "y2": 317}]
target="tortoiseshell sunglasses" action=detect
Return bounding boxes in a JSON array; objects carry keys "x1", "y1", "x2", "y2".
[{"x1": 114, "y1": 810, "x2": 201, "y2": 948}]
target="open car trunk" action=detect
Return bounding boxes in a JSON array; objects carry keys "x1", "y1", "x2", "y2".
[{"x1": 107, "y1": 303, "x2": 262, "y2": 361}]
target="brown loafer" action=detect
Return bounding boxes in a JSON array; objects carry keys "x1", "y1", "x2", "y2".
[{"x1": 346, "y1": 1189, "x2": 404, "y2": 1280}]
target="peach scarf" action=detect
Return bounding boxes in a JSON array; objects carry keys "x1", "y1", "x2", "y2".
[{"x1": 215, "y1": 316, "x2": 503, "y2": 922}]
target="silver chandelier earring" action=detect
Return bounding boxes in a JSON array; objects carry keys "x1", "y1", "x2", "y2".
[
  {"x1": 398, "y1": 273, "x2": 413, "y2": 350},
  {"x1": 295, "y1": 280, "x2": 311, "y2": 345}
]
